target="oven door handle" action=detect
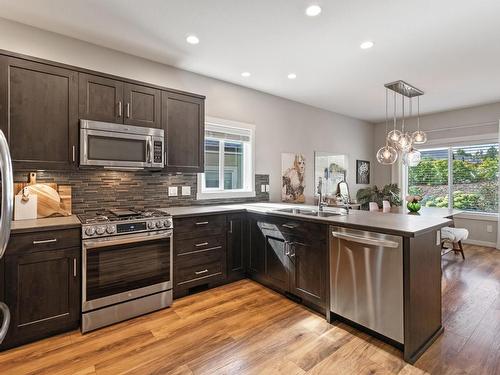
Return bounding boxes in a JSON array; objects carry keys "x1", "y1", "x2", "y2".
[{"x1": 84, "y1": 232, "x2": 172, "y2": 250}]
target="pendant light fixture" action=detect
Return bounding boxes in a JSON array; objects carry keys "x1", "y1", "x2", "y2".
[
  {"x1": 387, "y1": 91, "x2": 402, "y2": 143},
  {"x1": 376, "y1": 89, "x2": 398, "y2": 165},
  {"x1": 377, "y1": 80, "x2": 427, "y2": 166},
  {"x1": 394, "y1": 95, "x2": 412, "y2": 153},
  {"x1": 412, "y1": 96, "x2": 427, "y2": 144}
]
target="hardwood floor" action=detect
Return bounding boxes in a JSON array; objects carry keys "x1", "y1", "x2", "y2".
[{"x1": 0, "y1": 244, "x2": 498, "y2": 375}]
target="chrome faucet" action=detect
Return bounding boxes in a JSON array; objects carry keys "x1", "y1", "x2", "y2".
[
  {"x1": 341, "y1": 194, "x2": 350, "y2": 215},
  {"x1": 317, "y1": 178, "x2": 327, "y2": 211}
]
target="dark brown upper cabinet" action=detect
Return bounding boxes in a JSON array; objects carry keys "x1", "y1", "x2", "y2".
[
  {"x1": 162, "y1": 91, "x2": 204, "y2": 173},
  {"x1": 79, "y1": 73, "x2": 123, "y2": 124},
  {"x1": 79, "y1": 74, "x2": 160, "y2": 129},
  {"x1": 0, "y1": 56, "x2": 78, "y2": 170},
  {"x1": 123, "y1": 83, "x2": 161, "y2": 128}
]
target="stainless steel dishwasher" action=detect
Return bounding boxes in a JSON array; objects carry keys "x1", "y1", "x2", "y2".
[{"x1": 330, "y1": 226, "x2": 404, "y2": 343}]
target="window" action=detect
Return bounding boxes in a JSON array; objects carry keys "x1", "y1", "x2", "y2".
[
  {"x1": 407, "y1": 143, "x2": 499, "y2": 214},
  {"x1": 198, "y1": 117, "x2": 255, "y2": 199}
]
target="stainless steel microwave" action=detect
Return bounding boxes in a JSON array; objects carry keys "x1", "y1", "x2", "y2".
[{"x1": 80, "y1": 120, "x2": 164, "y2": 169}]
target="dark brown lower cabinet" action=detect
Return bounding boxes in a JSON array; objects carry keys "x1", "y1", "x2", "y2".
[
  {"x1": 1, "y1": 247, "x2": 80, "y2": 350},
  {"x1": 247, "y1": 214, "x2": 327, "y2": 312},
  {"x1": 226, "y1": 213, "x2": 246, "y2": 281}
]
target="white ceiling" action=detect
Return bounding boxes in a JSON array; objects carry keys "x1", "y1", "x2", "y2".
[{"x1": 1, "y1": 0, "x2": 500, "y2": 122}]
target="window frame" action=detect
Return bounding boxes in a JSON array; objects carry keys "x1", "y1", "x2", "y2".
[
  {"x1": 197, "y1": 117, "x2": 256, "y2": 200},
  {"x1": 403, "y1": 138, "x2": 499, "y2": 218}
]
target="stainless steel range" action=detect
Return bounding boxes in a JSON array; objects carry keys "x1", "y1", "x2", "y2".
[{"x1": 78, "y1": 208, "x2": 173, "y2": 333}]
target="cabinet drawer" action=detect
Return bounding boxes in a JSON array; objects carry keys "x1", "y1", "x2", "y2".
[
  {"x1": 175, "y1": 236, "x2": 224, "y2": 256},
  {"x1": 174, "y1": 215, "x2": 226, "y2": 238},
  {"x1": 274, "y1": 218, "x2": 327, "y2": 243},
  {"x1": 7, "y1": 228, "x2": 81, "y2": 255},
  {"x1": 176, "y1": 249, "x2": 225, "y2": 287}
]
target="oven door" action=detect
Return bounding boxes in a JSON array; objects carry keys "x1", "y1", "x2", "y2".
[
  {"x1": 82, "y1": 230, "x2": 173, "y2": 312},
  {"x1": 80, "y1": 128, "x2": 151, "y2": 168}
]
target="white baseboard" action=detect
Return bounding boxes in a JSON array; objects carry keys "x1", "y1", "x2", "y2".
[{"x1": 462, "y1": 239, "x2": 497, "y2": 248}]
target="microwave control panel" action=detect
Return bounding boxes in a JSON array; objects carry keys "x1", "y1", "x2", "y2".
[{"x1": 153, "y1": 141, "x2": 163, "y2": 163}]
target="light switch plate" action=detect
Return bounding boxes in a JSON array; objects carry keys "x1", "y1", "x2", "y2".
[
  {"x1": 265, "y1": 184, "x2": 270, "y2": 192},
  {"x1": 486, "y1": 224, "x2": 493, "y2": 233},
  {"x1": 261, "y1": 184, "x2": 266, "y2": 193},
  {"x1": 181, "y1": 186, "x2": 191, "y2": 196},
  {"x1": 168, "y1": 186, "x2": 178, "y2": 197}
]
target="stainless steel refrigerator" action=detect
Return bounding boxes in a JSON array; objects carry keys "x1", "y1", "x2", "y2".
[{"x1": 0, "y1": 129, "x2": 13, "y2": 343}]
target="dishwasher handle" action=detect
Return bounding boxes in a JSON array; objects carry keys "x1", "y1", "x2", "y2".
[{"x1": 331, "y1": 230, "x2": 399, "y2": 248}]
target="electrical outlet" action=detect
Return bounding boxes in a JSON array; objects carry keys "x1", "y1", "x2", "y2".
[
  {"x1": 168, "y1": 186, "x2": 178, "y2": 197},
  {"x1": 486, "y1": 224, "x2": 493, "y2": 233},
  {"x1": 265, "y1": 184, "x2": 270, "y2": 192},
  {"x1": 261, "y1": 184, "x2": 266, "y2": 193},
  {"x1": 181, "y1": 186, "x2": 191, "y2": 196}
]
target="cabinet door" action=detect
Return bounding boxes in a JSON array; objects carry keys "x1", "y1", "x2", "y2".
[
  {"x1": 289, "y1": 239, "x2": 326, "y2": 308},
  {"x1": 227, "y1": 213, "x2": 246, "y2": 280},
  {"x1": 265, "y1": 236, "x2": 289, "y2": 292},
  {"x1": 0, "y1": 56, "x2": 78, "y2": 170},
  {"x1": 162, "y1": 91, "x2": 204, "y2": 173},
  {"x1": 79, "y1": 73, "x2": 123, "y2": 123},
  {"x1": 248, "y1": 216, "x2": 265, "y2": 276},
  {"x1": 2, "y1": 248, "x2": 80, "y2": 349},
  {"x1": 123, "y1": 83, "x2": 161, "y2": 128}
]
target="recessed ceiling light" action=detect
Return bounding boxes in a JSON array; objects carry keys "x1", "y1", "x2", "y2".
[
  {"x1": 305, "y1": 5, "x2": 322, "y2": 17},
  {"x1": 186, "y1": 35, "x2": 200, "y2": 45},
  {"x1": 360, "y1": 41, "x2": 374, "y2": 49},
  {"x1": 287, "y1": 73, "x2": 297, "y2": 80},
  {"x1": 241, "y1": 72, "x2": 251, "y2": 77}
]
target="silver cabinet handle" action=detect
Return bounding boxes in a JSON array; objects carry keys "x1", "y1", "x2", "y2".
[
  {"x1": 195, "y1": 269, "x2": 208, "y2": 275},
  {"x1": 0, "y1": 302, "x2": 10, "y2": 344},
  {"x1": 195, "y1": 221, "x2": 209, "y2": 226},
  {"x1": 229, "y1": 220, "x2": 233, "y2": 233},
  {"x1": 195, "y1": 242, "x2": 209, "y2": 247},
  {"x1": 72, "y1": 145, "x2": 76, "y2": 162},
  {"x1": 331, "y1": 231, "x2": 400, "y2": 248},
  {"x1": 284, "y1": 241, "x2": 290, "y2": 256},
  {"x1": 118, "y1": 101, "x2": 122, "y2": 117},
  {"x1": 73, "y1": 258, "x2": 77, "y2": 277},
  {"x1": 282, "y1": 223, "x2": 298, "y2": 229},
  {"x1": 126, "y1": 103, "x2": 130, "y2": 118},
  {"x1": 33, "y1": 238, "x2": 57, "y2": 245},
  {"x1": 164, "y1": 151, "x2": 167, "y2": 166}
]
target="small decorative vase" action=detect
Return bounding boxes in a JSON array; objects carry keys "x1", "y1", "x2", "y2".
[{"x1": 407, "y1": 201, "x2": 421, "y2": 213}]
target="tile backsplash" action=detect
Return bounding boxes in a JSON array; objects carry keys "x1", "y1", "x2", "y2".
[{"x1": 12, "y1": 170, "x2": 269, "y2": 215}]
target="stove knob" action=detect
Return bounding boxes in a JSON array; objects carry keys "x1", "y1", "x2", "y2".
[
  {"x1": 156, "y1": 221, "x2": 163, "y2": 228},
  {"x1": 106, "y1": 225, "x2": 116, "y2": 234},
  {"x1": 96, "y1": 226, "x2": 106, "y2": 235},
  {"x1": 163, "y1": 219, "x2": 172, "y2": 228},
  {"x1": 85, "y1": 227, "x2": 96, "y2": 236},
  {"x1": 147, "y1": 221, "x2": 156, "y2": 229}
]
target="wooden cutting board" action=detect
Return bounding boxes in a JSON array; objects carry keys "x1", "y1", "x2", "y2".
[{"x1": 14, "y1": 172, "x2": 72, "y2": 218}]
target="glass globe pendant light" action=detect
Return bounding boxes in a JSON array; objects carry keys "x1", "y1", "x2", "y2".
[
  {"x1": 403, "y1": 148, "x2": 421, "y2": 167},
  {"x1": 412, "y1": 96, "x2": 427, "y2": 144},
  {"x1": 377, "y1": 89, "x2": 398, "y2": 164},
  {"x1": 387, "y1": 91, "x2": 401, "y2": 144},
  {"x1": 395, "y1": 96, "x2": 413, "y2": 152}
]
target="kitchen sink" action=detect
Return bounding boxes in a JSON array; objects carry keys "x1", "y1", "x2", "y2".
[{"x1": 274, "y1": 208, "x2": 345, "y2": 217}]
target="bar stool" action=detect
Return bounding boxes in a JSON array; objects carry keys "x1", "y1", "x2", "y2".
[{"x1": 440, "y1": 226, "x2": 468, "y2": 260}]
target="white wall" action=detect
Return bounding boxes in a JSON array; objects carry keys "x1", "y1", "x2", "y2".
[
  {"x1": 373, "y1": 102, "x2": 500, "y2": 247},
  {"x1": 0, "y1": 18, "x2": 374, "y2": 204}
]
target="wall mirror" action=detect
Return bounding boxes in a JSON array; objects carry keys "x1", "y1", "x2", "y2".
[{"x1": 314, "y1": 152, "x2": 348, "y2": 197}]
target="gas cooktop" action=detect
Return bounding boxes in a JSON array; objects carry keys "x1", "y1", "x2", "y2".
[
  {"x1": 78, "y1": 209, "x2": 169, "y2": 224},
  {"x1": 78, "y1": 208, "x2": 173, "y2": 239}
]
